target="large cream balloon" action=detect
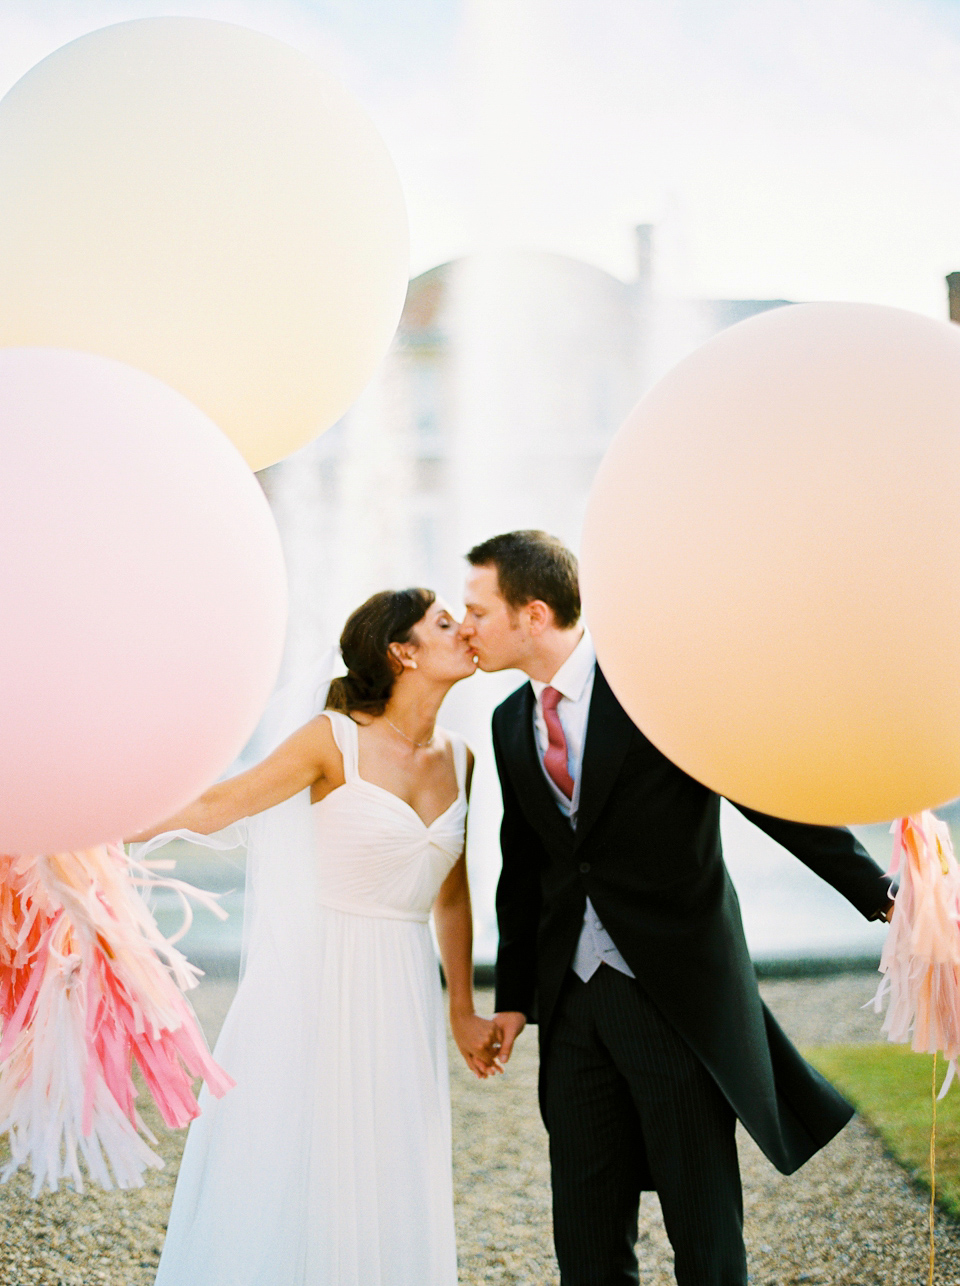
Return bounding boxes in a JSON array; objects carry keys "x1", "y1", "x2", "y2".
[
  {"x1": 0, "y1": 18, "x2": 408, "y2": 471},
  {"x1": 581, "y1": 302, "x2": 960, "y2": 826}
]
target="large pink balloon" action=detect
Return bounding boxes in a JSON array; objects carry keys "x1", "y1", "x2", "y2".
[
  {"x1": 582, "y1": 302, "x2": 960, "y2": 826},
  {"x1": 0, "y1": 349, "x2": 287, "y2": 854}
]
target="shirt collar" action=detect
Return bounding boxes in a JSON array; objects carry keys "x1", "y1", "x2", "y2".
[{"x1": 530, "y1": 629, "x2": 596, "y2": 704}]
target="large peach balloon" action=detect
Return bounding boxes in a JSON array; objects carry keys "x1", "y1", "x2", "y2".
[
  {"x1": 0, "y1": 18, "x2": 408, "y2": 471},
  {"x1": 581, "y1": 302, "x2": 960, "y2": 826},
  {"x1": 0, "y1": 348, "x2": 287, "y2": 856}
]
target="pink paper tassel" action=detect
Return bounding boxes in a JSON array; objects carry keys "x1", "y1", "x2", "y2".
[
  {"x1": 0, "y1": 843, "x2": 234, "y2": 1193},
  {"x1": 873, "y1": 812, "x2": 960, "y2": 1097}
]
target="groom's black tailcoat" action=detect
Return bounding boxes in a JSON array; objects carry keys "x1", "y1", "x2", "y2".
[{"x1": 492, "y1": 668, "x2": 891, "y2": 1177}]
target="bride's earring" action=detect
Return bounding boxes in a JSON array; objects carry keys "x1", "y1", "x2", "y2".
[{"x1": 409, "y1": 661, "x2": 418, "y2": 669}]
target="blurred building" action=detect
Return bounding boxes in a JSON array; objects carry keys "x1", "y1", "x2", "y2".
[{"x1": 261, "y1": 229, "x2": 790, "y2": 676}]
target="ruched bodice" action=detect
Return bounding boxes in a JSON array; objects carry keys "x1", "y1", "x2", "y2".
[{"x1": 312, "y1": 711, "x2": 468, "y2": 922}]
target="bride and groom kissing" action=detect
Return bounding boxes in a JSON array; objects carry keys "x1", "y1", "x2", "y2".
[{"x1": 138, "y1": 529, "x2": 893, "y2": 1286}]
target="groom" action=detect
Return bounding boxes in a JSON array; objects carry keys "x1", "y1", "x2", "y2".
[{"x1": 460, "y1": 530, "x2": 893, "y2": 1286}]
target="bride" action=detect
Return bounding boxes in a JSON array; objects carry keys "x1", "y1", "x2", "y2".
[{"x1": 135, "y1": 587, "x2": 501, "y2": 1286}]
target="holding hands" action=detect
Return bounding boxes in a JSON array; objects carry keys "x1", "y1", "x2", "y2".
[
  {"x1": 450, "y1": 1010, "x2": 505, "y2": 1079},
  {"x1": 450, "y1": 1009, "x2": 528, "y2": 1078}
]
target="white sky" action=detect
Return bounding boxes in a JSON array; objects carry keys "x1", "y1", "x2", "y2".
[{"x1": 3, "y1": 0, "x2": 960, "y2": 315}]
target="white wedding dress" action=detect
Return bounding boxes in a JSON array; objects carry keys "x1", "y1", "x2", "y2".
[{"x1": 154, "y1": 709, "x2": 466, "y2": 1286}]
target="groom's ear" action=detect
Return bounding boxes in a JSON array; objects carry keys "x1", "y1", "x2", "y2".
[{"x1": 525, "y1": 599, "x2": 552, "y2": 636}]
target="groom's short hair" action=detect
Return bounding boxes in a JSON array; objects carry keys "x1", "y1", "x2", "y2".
[{"x1": 466, "y1": 530, "x2": 581, "y2": 629}]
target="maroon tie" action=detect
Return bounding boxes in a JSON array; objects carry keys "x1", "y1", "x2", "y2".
[{"x1": 541, "y1": 686, "x2": 575, "y2": 800}]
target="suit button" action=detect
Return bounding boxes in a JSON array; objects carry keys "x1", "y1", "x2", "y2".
[{"x1": 579, "y1": 862, "x2": 591, "y2": 874}]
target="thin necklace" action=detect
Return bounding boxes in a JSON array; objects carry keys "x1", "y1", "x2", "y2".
[{"x1": 383, "y1": 714, "x2": 435, "y2": 748}]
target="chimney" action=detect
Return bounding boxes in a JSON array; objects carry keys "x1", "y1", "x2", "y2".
[
  {"x1": 635, "y1": 224, "x2": 654, "y2": 293},
  {"x1": 948, "y1": 273, "x2": 960, "y2": 324}
]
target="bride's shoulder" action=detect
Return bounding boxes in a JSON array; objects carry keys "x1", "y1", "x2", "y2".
[
  {"x1": 435, "y1": 726, "x2": 470, "y2": 752},
  {"x1": 436, "y1": 728, "x2": 475, "y2": 777},
  {"x1": 297, "y1": 709, "x2": 349, "y2": 759}
]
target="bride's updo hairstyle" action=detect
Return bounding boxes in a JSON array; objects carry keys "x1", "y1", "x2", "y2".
[{"x1": 326, "y1": 587, "x2": 436, "y2": 717}]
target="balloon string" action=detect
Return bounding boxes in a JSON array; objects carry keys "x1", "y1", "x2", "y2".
[{"x1": 930, "y1": 1050, "x2": 938, "y2": 1286}]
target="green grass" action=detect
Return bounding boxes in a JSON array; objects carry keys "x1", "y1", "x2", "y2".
[{"x1": 805, "y1": 1043, "x2": 960, "y2": 1216}]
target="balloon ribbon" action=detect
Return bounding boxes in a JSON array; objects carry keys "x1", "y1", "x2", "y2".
[{"x1": 930, "y1": 1051, "x2": 937, "y2": 1286}]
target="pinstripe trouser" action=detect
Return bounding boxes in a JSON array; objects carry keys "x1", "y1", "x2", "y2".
[{"x1": 542, "y1": 965, "x2": 748, "y2": 1286}]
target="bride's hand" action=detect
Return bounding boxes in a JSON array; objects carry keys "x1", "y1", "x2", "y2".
[{"x1": 450, "y1": 1010, "x2": 504, "y2": 1079}]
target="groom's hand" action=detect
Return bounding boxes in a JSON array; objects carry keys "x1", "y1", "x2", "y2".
[{"x1": 492, "y1": 1011, "x2": 526, "y2": 1065}]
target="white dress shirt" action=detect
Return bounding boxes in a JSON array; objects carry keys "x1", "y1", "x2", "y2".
[{"x1": 531, "y1": 631, "x2": 635, "y2": 983}]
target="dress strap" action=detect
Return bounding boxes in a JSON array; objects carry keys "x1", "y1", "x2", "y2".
[
  {"x1": 321, "y1": 710, "x2": 360, "y2": 781},
  {"x1": 451, "y1": 734, "x2": 469, "y2": 795}
]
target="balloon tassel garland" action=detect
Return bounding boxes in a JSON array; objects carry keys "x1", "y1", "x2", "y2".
[
  {"x1": 873, "y1": 812, "x2": 960, "y2": 1085},
  {"x1": 871, "y1": 811, "x2": 960, "y2": 1281},
  {"x1": 0, "y1": 845, "x2": 234, "y2": 1194}
]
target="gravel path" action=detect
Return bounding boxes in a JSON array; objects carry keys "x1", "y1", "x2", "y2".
[{"x1": 1, "y1": 972, "x2": 958, "y2": 1284}]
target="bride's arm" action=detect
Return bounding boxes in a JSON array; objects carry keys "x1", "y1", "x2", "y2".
[
  {"x1": 128, "y1": 714, "x2": 339, "y2": 840},
  {"x1": 432, "y1": 752, "x2": 503, "y2": 1079}
]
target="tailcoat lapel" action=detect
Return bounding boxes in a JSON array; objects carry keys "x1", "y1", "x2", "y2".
[
  {"x1": 499, "y1": 682, "x2": 577, "y2": 850},
  {"x1": 574, "y1": 667, "x2": 635, "y2": 849}
]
